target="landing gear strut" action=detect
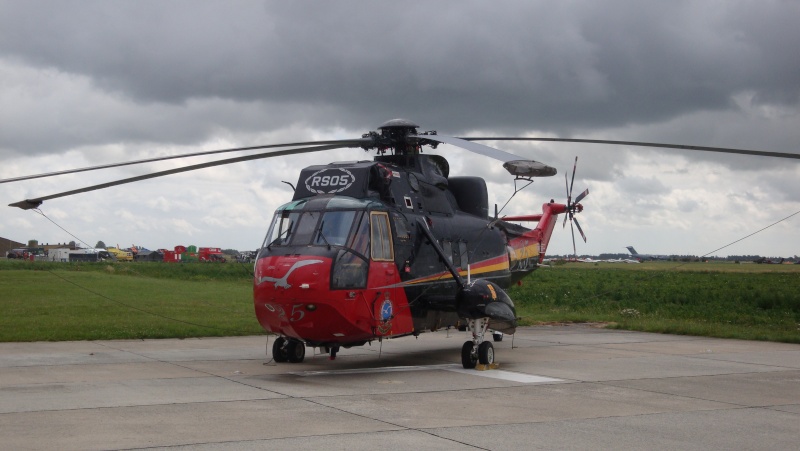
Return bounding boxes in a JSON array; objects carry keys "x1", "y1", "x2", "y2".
[
  {"x1": 272, "y1": 336, "x2": 306, "y2": 363},
  {"x1": 461, "y1": 317, "x2": 495, "y2": 369}
]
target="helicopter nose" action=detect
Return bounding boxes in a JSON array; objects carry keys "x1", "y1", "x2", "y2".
[{"x1": 256, "y1": 258, "x2": 325, "y2": 289}]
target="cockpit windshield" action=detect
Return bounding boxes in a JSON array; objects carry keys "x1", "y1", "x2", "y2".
[
  {"x1": 263, "y1": 209, "x2": 364, "y2": 249},
  {"x1": 316, "y1": 211, "x2": 357, "y2": 246},
  {"x1": 292, "y1": 211, "x2": 322, "y2": 245},
  {"x1": 260, "y1": 196, "x2": 380, "y2": 255}
]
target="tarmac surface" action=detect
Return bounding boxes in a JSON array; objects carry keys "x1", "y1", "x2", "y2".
[{"x1": 1, "y1": 324, "x2": 799, "y2": 450}]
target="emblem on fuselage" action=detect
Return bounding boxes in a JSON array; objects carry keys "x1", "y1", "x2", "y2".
[
  {"x1": 304, "y1": 168, "x2": 356, "y2": 194},
  {"x1": 257, "y1": 259, "x2": 323, "y2": 289},
  {"x1": 380, "y1": 298, "x2": 393, "y2": 321}
]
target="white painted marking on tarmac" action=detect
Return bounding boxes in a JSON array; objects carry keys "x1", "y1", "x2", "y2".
[
  {"x1": 289, "y1": 364, "x2": 562, "y2": 384},
  {"x1": 289, "y1": 364, "x2": 454, "y2": 376},
  {"x1": 443, "y1": 367, "x2": 562, "y2": 383}
]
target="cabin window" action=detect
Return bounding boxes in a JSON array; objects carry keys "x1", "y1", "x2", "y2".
[
  {"x1": 370, "y1": 212, "x2": 394, "y2": 261},
  {"x1": 458, "y1": 242, "x2": 469, "y2": 270},
  {"x1": 453, "y1": 242, "x2": 462, "y2": 268}
]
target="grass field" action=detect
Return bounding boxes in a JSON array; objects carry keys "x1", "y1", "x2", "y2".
[
  {"x1": 1, "y1": 259, "x2": 798, "y2": 342},
  {"x1": 510, "y1": 261, "x2": 800, "y2": 343},
  {"x1": 0, "y1": 260, "x2": 260, "y2": 341}
]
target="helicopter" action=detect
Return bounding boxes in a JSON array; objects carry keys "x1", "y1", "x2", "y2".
[{"x1": 7, "y1": 118, "x2": 799, "y2": 369}]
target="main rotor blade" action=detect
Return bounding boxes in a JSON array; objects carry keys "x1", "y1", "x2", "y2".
[
  {"x1": 9, "y1": 143, "x2": 346, "y2": 210},
  {"x1": 1, "y1": 138, "x2": 370, "y2": 184},
  {"x1": 417, "y1": 134, "x2": 521, "y2": 162},
  {"x1": 461, "y1": 137, "x2": 800, "y2": 160},
  {"x1": 416, "y1": 134, "x2": 557, "y2": 177}
]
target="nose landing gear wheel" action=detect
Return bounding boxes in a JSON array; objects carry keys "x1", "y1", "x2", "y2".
[
  {"x1": 461, "y1": 341, "x2": 477, "y2": 369},
  {"x1": 478, "y1": 341, "x2": 494, "y2": 365}
]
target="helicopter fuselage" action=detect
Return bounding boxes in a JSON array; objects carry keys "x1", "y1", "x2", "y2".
[{"x1": 253, "y1": 154, "x2": 568, "y2": 349}]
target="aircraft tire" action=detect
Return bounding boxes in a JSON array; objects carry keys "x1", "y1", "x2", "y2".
[
  {"x1": 492, "y1": 332, "x2": 503, "y2": 342},
  {"x1": 461, "y1": 341, "x2": 477, "y2": 369},
  {"x1": 286, "y1": 339, "x2": 306, "y2": 363},
  {"x1": 272, "y1": 337, "x2": 289, "y2": 363},
  {"x1": 478, "y1": 341, "x2": 494, "y2": 365}
]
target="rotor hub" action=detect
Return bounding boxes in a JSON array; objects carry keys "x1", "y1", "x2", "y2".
[
  {"x1": 378, "y1": 118, "x2": 419, "y2": 131},
  {"x1": 366, "y1": 118, "x2": 427, "y2": 156}
]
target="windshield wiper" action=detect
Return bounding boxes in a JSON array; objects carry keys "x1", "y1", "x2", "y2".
[
  {"x1": 267, "y1": 228, "x2": 291, "y2": 249},
  {"x1": 316, "y1": 222, "x2": 332, "y2": 250}
]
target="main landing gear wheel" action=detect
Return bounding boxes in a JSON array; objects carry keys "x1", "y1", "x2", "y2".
[
  {"x1": 461, "y1": 341, "x2": 477, "y2": 369},
  {"x1": 272, "y1": 336, "x2": 289, "y2": 363},
  {"x1": 492, "y1": 332, "x2": 503, "y2": 342},
  {"x1": 478, "y1": 341, "x2": 494, "y2": 365},
  {"x1": 286, "y1": 339, "x2": 306, "y2": 363}
]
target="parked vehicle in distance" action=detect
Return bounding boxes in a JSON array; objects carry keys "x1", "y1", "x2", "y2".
[
  {"x1": 46, "y1": 247, "x2": 113, "y2": 262},
  {"x1": 238, "y1": 251, "x2": 256, "y2": 263},
  {"x1": 68, "y1": 248, "x2": 114, "y2": 262},
  {"x1": 134, "y1": 249, "x2": 164, "y2": 262},
  {"x1": 6, "y1": 248, "x2": 28, "y2": 259},
  {"x1": 106, "y1": 247, "x2": 133, "y2": 261},
  {"x1": 47, "y1": 248, "x2": 72, "y2": 262},
  {"x1": 198, "y1": 247, "x2": 226, "y2": 262}
]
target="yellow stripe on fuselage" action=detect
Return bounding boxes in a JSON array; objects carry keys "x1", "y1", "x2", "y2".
[
  {"x1": 508, "y1": 241, "x2": 541, "y2": 263},
  {"x1": 406, "y1": 258, "x2": 510, "y2": 285}
]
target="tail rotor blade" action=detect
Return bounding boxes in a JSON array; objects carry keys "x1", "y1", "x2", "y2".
[
  {"x1": 563, "y1": 172, "x2": 570, "y2": 228},
  {"x1": 564, "y1": 171, "x2": 570, "y2": 200},
  {"x1": 568, "y1": 156, "x2": 578, "y2": 199},
  {"x1": 574, "y1": 188, "x2": 589, "y2": 204},
  {"x1": 573, "y1": 216, "x2": 587, "y2": 242},
  {"x1": 569, "y1": 217, "x2": 577, "y2": 257}
]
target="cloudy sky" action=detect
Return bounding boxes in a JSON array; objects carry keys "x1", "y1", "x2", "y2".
[{"x1": 1, "y1": 0, "x2": 798, "y2": 257}]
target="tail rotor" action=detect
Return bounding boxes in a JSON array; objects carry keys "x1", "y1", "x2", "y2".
[{"x1": 563, "y1": 157, "x2": 589, "y2": 257}]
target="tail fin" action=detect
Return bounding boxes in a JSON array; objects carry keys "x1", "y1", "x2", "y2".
[{"x1": 626, "y1": 246, "x2": 638, "y2": 255}]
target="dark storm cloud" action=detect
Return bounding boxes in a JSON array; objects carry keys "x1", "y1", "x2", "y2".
[{"x1": 1, "y1": 0, "x2": 798, "y2": 148}]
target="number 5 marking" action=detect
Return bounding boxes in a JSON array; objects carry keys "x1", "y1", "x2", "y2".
[{"x1": 290, "y1": 304, "x2": 305, "y2": 322}]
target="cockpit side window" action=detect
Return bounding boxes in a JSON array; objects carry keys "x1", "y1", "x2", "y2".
[
  {"x1": 370, "y1": 212, "x2": 394, "y2": 261},
  {"x1": 349, "y1": 212, "x2": 370, "y2": 258},
  {"x1": 264, "y1": 211, "x2": 300, "y2": 247}
]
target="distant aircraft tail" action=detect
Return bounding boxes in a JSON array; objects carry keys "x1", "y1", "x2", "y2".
[{"x1": 626, "y1": 246, "x2": 638, "y2": 255}]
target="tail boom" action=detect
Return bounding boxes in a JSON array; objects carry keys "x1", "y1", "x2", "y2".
[{"x1": 504, "y1": 201, "x2": 568, "y2": 268}]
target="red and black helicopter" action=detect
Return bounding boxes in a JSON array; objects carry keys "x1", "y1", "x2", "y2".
[{"x1": 6, "y1": 118, "x2": 799, "y2": 368}]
